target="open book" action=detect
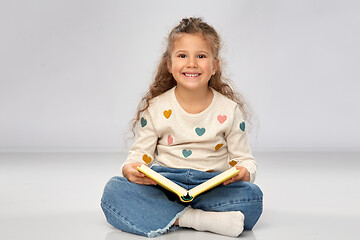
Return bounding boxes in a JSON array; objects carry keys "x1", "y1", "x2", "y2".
[{"x1": 137, "y1": 165, "x2": 239, "y2": 202}]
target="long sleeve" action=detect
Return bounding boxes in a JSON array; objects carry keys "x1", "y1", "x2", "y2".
[
  {"x1": 225, "y1": 106, "x2": 257, "y2": 182},
  {"x1": 121, "y1": 109, "x2": 159, "y2": 174}
]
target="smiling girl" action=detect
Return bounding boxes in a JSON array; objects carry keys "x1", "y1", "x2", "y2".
[{"x1": 101, "y1": 17, "x2": 263, "y2": 238}]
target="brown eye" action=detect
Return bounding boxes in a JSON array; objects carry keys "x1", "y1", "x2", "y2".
[
  {"x1": 198, "y1": 54, "x2": 206, "y2": 58},
  {"x1": 178, "y1": 54, "x2": 186, "y2": 58}
]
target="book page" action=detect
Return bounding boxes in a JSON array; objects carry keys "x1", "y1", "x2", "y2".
[{"x1": 138, "y1": 165, "x2": 188, "y2": 197}]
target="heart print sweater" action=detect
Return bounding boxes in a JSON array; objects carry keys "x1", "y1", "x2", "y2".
[{"x1": 124, "y1": 87, "x2": 257, "y2": 182}]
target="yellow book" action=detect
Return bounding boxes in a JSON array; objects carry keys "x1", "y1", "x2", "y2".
[{"x1": 137, "y1": 165, "x2": 240, "y2": 202}]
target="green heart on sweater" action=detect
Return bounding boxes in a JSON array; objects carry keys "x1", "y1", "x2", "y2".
[
  {"x1": 195, "y1": 127, "x2": 206, "y2": 136},
  {"x1": 182, "y1": 149, "x2": 192, "y2": 158},
  {"x1": 141, "y1": 117, "x2": 147, "y2": 127},
  {"x1": 239, "y1": 121, "x2": 245, "y2": 131}
]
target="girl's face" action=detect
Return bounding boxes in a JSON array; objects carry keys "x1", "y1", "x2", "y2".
[{"x1": 168, "y1": 33, "x2": 219, "y2": 92}]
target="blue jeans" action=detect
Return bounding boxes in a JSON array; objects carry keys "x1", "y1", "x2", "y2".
[{"x1": 101, "y1": 166, "x2": 263, "y2": 238}]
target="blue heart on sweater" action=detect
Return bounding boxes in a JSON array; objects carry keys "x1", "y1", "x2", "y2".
[
  {"x1": 141, "y1": 117, "x2": 147, "y2": 127},
  {"x1": 239, "y1": 121, "x2": 245, "y2": 131},
  {"x1": 195, "y1": 127, "x2": 206, "y2": 136},
  {"x1": 182, "y1": 149, "x2": 192, "y2": 158}
]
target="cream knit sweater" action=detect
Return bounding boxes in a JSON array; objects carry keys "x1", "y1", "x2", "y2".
[{"x1": 123, "y1": 87, "x2": 257, "y2": 182}]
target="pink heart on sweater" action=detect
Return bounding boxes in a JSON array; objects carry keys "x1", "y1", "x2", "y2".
[
  {"x1": 167, "y1": 135, "x2": 173, "y2": 145},
  {"x1": 217, "y1": 115, "x2": 227, "y2": 124}
]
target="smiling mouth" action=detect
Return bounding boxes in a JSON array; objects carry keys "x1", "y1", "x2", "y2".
[{"x1": 183, "y1": 73, "x2": 201, "y2": 77}]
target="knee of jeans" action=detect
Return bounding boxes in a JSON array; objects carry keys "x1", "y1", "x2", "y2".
[
  {"x1": 101, "y1": 176, "x2": 128, "y2": 204},
  {"x1": 245, "y1": 182, "x2": 263, "y2": 200}
]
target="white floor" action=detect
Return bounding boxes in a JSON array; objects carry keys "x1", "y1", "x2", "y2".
[{"x1": 0, "y1": 152, "x2": 359, "y2": 240}]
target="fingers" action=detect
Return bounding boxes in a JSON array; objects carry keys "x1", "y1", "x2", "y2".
[
  {"x1": 223, "y1": 175, "x2": 240, "y2": 185},
  {"x1": 223, "y1": 180, "x2": 231, "y2": 186},
  {"x1": 223, "y1": 166, "x2": 250, "y2": 185},
  {"x1": 123, "y1": 163, "x2": 157, "y2": 185},
  {"x1": 132, "y1": 176, "x2": 157, "y2": 185},
  {"x1": 128, "y1": 172, "x2": 157, "y2": 185},
  {"x1": 131, "y1": 166, "x2": 146, "y2": 178}
]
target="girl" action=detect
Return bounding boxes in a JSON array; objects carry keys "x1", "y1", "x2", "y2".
[{"x1": 101, "y1": 17, "x2": 263, "y2": 238}]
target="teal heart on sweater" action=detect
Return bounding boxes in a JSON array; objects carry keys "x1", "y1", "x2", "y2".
[
  {"x1": 141, "y1": 117, "x2": 147, "y2": 127},
  {"x1": 182, "y1": 149, "x2": 192, "y2": 158},
  {"x1": 195, "y1": 127, "x2": 206, "y2": 136},
  {"x1": 239, "y1": 121, "x2": 245, "y2": 131}
]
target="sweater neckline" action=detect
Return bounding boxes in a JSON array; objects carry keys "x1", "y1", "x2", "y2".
[{"x1": 170, "y1": 86, "x2": 217, "y2": 118}]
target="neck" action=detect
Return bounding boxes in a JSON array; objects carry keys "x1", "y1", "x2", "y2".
[
  {"x1": 174, "y1": 86, "x2": 213, "y2": 114},
  {"x1": 175, "y1": 86, "x2": 210, "y2": 102}
]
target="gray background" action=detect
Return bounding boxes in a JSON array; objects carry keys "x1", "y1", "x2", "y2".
[
  {"x1": 1, "y1": 2, "x2": 359, "y2": 239},
  {"x1": 1, "y1": 0, "x2": 359, "y2": 152}
]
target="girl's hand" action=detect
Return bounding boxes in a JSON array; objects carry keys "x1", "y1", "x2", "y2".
[
  {"x1": 223, "y1": 166, "x2": 250, "y2": 185},
  {"x1": 122, "y1": 163, "x2": 157, "y2": 185}
]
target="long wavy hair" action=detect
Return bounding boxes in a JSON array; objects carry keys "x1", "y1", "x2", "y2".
[{"x1": 130, "y1": 17, "x2": 254, "y2": 137}]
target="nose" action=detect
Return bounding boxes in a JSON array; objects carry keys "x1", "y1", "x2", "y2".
[{"x1": 187, "y1": 56, "x2": 198, "y2": 68}]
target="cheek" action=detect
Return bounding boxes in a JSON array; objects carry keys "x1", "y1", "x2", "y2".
[
  {"x1": 171, "y1": 62, "x2": 182, "y2": 73},
  {"x1": 204, "y1": 63, "x2": 215, "y2": 74}
]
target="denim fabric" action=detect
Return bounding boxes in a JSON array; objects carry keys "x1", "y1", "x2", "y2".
[{"x1": 101, "y1": 166, "x2": 263, "y2": 238}]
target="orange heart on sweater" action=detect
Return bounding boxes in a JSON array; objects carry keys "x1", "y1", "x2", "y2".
[
  {"x1": 215, "y1": 144, "x2": 224, "y2": 151},
  {"x1": 229, "y1": 160, "x2": 238, "y2": 167},
  {"x1": 142, "y1": 154, "x2": 152, "y2": 164},
  {"x1": 163, "y1": 109, "x2": 172, "y2": 119}
]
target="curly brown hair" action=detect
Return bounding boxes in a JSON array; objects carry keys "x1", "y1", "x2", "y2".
[{"x1": 130, "y1": 17, "x2": 253, "y2": 137}]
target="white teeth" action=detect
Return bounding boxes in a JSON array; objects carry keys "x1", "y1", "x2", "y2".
[{"x1": 184, "y1": 73, "x2": 199, "y2": 77}]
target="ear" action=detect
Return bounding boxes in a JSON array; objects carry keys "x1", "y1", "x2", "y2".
[
  {"x1": 212, "y1": 59, "x2": 219, "y2": 75},
  {"x1": 167, "y1": 58, "x2": 172, "y2": 73}
]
